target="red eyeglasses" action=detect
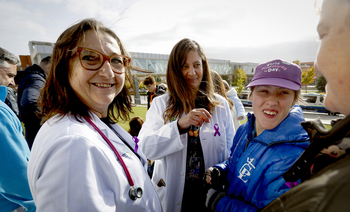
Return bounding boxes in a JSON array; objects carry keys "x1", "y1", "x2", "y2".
[{"x1": 73, "y1": 47, "x2": 131, "y2": 74}]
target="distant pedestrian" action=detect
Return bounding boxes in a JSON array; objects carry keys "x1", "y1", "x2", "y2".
[
  {"x1": 211, "y1": 70, "x2": 240, "y2": 130},
  {"x1": 17, "y1": 56, "x2": 51, "y2": 149},
  {"x1": 128, "y1": 116, "x2": 145, "y2": 137},
  {"x1": 143, "y1": 75, "x2": 166, "y2": 109},
  {"x1": 223, "y1": 80, "x2": 246, "y2": 124}
]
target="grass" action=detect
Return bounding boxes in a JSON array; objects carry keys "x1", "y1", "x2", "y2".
[
  {"x1": 118, "y1": 105, "x2": 148, "y2": 131},
  {"x1": 119, "y1": 105, "x2": 332, "y2": 131}
]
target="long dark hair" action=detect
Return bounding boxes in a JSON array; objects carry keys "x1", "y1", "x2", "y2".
[
  {"x1": 164, "y1": 38, "x2": 219, "y2": 123},
  {"x1": 38, "y1": 18, "x2": 133, "y2": 124}
]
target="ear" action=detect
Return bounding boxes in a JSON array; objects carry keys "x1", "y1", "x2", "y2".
[{"x1": 249, "y1": 93, "x2": 253, "y2": 101}]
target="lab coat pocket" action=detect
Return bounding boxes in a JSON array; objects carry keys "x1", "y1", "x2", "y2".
[
  {"x1": 213, "y1": 132, "x2": 225, "y2": 153},
  {"x1": 201, "y1": 124, "x2": 225, "y2": 153},
  {"x1": 151, "y1": 160, "x2": 167, "y2": 202}
]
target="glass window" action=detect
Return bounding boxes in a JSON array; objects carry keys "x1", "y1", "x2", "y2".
[
  {"x1": 239, "y1": 94, "x2": 248, "y2": 99},
  {"x1": 305, "y1": 96, "x2": 317, "y2": 103},
  {"x1": 320, "y1": 96, "x2": 324, "y2": 103}
]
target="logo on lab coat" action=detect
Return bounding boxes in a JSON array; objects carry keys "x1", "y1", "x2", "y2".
[{"x1": 237, "y1": 157, "x2": 256, "y2": 183}]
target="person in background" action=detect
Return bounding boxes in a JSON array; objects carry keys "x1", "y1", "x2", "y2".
[
  {"x1": 205, "y1": 59, "x2": 309, "y2": 212},
  {"x1": 223, "y1": 80, "x2": 246, "y2": 124},
  {"x1": 158, "y1": 83, "x2": 168, "y2": 91},
  {"x1": 128, "y1": 116, "x2": 154, "y2": 178},
  {"x1": 138, "y1": 38, "x2": 234, "y2": 212},
  {"x1": 0, "y1": 47, "x2": 20, "y2": 117},
  {"x1": 262, "y1": 0, "x2": 350, "y2": 211},
  {"x1": 0, "y1": 47, "x2": 35, "y2": 212},
  {"x1": 17, "y1": 56, "x2": 51, "y2": 149},
  {"x1": 211, "y1": 70, "x2": 240, "y2": 130},
  {"x1": 128, "y1": 116, "x2": 145, "y2": 137},
  {"x1": 142, "y1": 75, "x2": 166, "y2": 109},
  {"x1": 5, "y1": 86, "x2": 20, "y2": 118},
  {"x1": 27, "y1": 18, "x2": 162, "y2": 211}
]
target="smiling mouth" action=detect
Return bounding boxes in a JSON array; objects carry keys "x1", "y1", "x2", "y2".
[
  {"x1": 93, "y1": 83, "x2": 114, "y2": 88},
  {"x1": 263, "y1": 110, "x2": 277, "y2": 115}
]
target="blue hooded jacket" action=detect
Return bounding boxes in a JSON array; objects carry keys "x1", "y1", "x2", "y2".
[
  {"x1": 215, "y1": 106, "x2": 309, "y2": 212},
  {"x1": 0, "y1": 85, "x2": 36, "y2": 212}
]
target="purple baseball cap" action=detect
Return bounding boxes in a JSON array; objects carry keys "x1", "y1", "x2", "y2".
[{"x1": 245, "y1": 59, "x2": 302, "y2": 91}]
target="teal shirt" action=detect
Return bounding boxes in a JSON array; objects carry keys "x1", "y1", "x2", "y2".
[{"x1": 0, "y1": 85, "x2": 36, "y2": 212}]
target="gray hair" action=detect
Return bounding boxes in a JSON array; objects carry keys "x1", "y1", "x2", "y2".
[{"x1": 0, "y1": 47, "x2": 19, "y2": 66}]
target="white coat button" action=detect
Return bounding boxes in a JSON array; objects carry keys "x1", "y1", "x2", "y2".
[
  {"x1": 176, "y1": 202, "x2": 180, "y2": 205},
  {"x1": 180, "y1": 172, "x2": 184, "y2": 176}
]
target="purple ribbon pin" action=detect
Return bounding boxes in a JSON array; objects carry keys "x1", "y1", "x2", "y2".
[
  {"x1": 285, "y1": 181, "x2": 298, "y2": 188},
  {"x1": 133, "y1": 136, "x2": 139, "y2": 153},
  {"x1": 214, "y1": 124, "x2": 221, "y2": 137}
]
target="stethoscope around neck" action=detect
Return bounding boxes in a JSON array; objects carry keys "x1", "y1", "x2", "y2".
[{"x1": 85, "y1": 117, "x2": 143, "y2": 200}]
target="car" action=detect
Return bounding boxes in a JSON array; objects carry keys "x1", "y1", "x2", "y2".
[
  {"x1": 298, "y1": 93, "x2": 339, "y2": 116},
  {"x1": 238, "y1": 91, "x2": 252, "y2": 107}
]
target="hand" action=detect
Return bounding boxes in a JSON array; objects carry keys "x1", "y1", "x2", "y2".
[
  {"x1": 205, "y1": 188, "x2": 226, "y2": 211},
  {"x1": 205, "y1": 167, "x2": 222, "y2": 189},
  {"x1": 177, "y1": 108, "x2": 211, "y2": 130},
  {"x1": 238, "y1": 116, "x2": 243, "y2": 120}
]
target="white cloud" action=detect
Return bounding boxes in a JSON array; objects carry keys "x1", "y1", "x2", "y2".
[{"x1": 0, "y1": 0, "x2": 321, "y2": 63}]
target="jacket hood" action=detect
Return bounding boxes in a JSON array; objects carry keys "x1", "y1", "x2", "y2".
[
  {"x1": 226, "y1": 87, "x2": 237, "y2": 97},
  {"x1": 16, "y1": 64, "x2": 46, "y2": 85},
  {"x1": 248, "y1": 106, "x2": 309, "y2": 147}
]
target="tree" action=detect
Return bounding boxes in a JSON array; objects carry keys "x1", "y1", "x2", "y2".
[
  {"x1": 221, "y1": 75, "x2": 229, "y2": 83},
  {"x1": 155, "y1": 76, "x2": 162, "y2": 83},
  {"x1": 232, "y1": 68, "x2": 247, "y2": 94},
  {"x1": 301, "y1": 66, "x2": 316, "y2": 93},
  {"x1": 316, "y1": 74, "x2": 327, "y2": 92},
  {"x1": 293, "y1": 60, "x2": 300, "y2": 65}
]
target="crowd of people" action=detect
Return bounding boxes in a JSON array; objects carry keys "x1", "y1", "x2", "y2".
[{"x1": 0, "y1": 0, "x2": 349, "y2": 211}]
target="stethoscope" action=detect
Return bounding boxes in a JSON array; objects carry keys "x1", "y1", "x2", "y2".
[{"x1": 85, "y1": 117, "x2": 143, "y2": 200}]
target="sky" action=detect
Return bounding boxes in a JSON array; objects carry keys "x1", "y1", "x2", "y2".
[{"x1": 0, "y1": 0, "x2": 322, "y2": 64}]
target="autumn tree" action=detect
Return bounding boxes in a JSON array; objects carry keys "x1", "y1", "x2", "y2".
[
  {"x1": 232, "y1": 67, "x2": 247, "y2": 94},
  {"x1": 293, "y1": 60, "x2": 300, "y2": 65},
  {"x1": 301, "y1": 66, "x2": 316, "y2": 93}
]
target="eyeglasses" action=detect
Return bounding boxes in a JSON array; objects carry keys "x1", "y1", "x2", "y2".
[
  {"x1": 146, "y1": 84, "x2": 152, "y2": 88},
  {"x1": 73, "y1": 47, "x2": 131, "y2": 74}
]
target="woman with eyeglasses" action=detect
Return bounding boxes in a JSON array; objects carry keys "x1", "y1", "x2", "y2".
[
  {"x1": 27, "y1": 19, "x2": 162, "y2": 212},
  {"x1": 138, "y1": 38, "x2": 235, "y2": 212}
]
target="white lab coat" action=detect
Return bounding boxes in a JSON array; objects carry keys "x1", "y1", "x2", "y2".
[
  {"x1": 28, "y1": 113, "x2": 162, "y2": 212},
  {"x1": 138, "y1": 94, "x2": 235, "y2": 212}
]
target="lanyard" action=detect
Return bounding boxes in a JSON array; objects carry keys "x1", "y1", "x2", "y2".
[{"x1": 85, "y1": 117, "x2": 142, "y2": 200}]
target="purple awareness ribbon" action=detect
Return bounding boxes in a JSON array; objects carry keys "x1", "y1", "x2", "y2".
[
  {"x1": 214, "y1": 124, "x2": 221, "y2": 137},
  {"x1": 133, "y1": 136, "x2": 139, "y2": 153},
  {"x1": 285, "y1": 181, "x2": 298, "y2": 188}
]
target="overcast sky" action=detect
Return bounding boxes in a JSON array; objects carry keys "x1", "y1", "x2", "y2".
[{"x1": 0, "y1": 0, "x2": 322, "y2": 64}]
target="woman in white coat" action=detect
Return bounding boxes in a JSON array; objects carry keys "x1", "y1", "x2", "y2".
[
  {"x1": 138, "y1": 38, "x2": 235, "y2": 212},
  {"x1": 27, "y1": 19, "x2": 162, "y2": 212}
]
